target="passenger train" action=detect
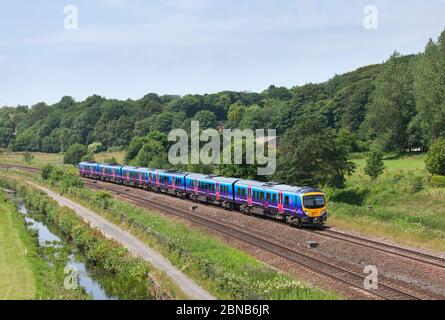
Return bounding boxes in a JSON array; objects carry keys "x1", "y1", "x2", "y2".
[{"x1": 78, "y1": 162, "x2": 328, "y2": 227}]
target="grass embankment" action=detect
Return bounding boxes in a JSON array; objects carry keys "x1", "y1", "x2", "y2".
[
  {"x1": 0, "y1": 178, "x2": 177, "y2": 300},
  {"x1": 0, "y1": 192, "x2": 88, "y2": 299},
  {"x1": 329, "y1": 153, "x2": 445, "y2": 252},
  {"x1": 0, "y1": 166, "x2": 338, "y2": 300},
  {"x1": 0, "y1": 193, "x2": 35, "y2": 299}
]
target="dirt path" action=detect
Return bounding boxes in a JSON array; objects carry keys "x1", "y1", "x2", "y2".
[{"x1": 27, "y1": 182, "x2": 215, "y2": 300}]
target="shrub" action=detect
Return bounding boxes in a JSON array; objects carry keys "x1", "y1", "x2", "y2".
[
  {"x1": 41, "y1": 164, "x2": 55, "y2": 180},
  {"x1": 23, "y1": 151, "x2": 34, "y2": 163},
  {"x1": 81, "y1": 153, "x2": 95, "y2": 162},
  {"x1": 431, "y1": 176, "x2": 445, "y2": 188},
  {"x1": 364, "y1": 149, "x2": 385, "y2": 180},
  {"x1": 104, "y1": 157, "x2": 118, "y2": 165},
  {"x1": 63, "y1": 144, "x2": 87, "y2": 165},
  {"x1": 425, "y1": 138, "x2": 445, "y2": 175}
]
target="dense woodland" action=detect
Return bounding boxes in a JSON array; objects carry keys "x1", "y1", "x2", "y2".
[{"x1": 1, "y1": 30, "x2": 445, "y2": 187}]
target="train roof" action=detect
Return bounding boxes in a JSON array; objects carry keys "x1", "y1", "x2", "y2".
[
  {"x1": 235, "y1": 179, "x2": 321, "y2": 194},
  {"x1": 211, "y1": 176, "x2": 239, "y2": 184},
  {"x1": 151, "y1": 169, "x2": 189, "y2": 177},
  {"x1": 185, "y1": 173, "x2": 212, "y2": 180},
  {"x1": 122, "y1": 166, "x2": 151, "y2": 172},
  {"x1": 98, "y1": 163, "x2": 123, "y2": 168}
]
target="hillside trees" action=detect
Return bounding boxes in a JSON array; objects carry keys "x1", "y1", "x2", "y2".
[
  {"x1": 414, "y1": 31, "x2": 445, "y2": 146},
  {"x1": 362, "y1": 52, "x2": 416, "y2": 152}
]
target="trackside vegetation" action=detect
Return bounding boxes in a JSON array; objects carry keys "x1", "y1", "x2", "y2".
[
  {"x1": 33, "y1": 165, "x2": 338, "y2": 300},
  {"x1": 0, "y1": 176, "x2": 174, "y2": 300},
  {"x1": 0, "y1": 190, "x2": 89, "y2": 299}
]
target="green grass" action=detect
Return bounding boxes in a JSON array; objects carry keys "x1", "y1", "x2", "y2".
[
  {"x1": 0, "y1": 150, "x2": 126, "y2": 168},
  {"x1": 353, "y1": 153, "x2": 426, "y2": 173},
  {"x1": 0, "y1": 190, "x2": 89, "y2": 300},
  {"x1": 330, "y1": 153, "x2": 445, "y2": 252},
  {"x1": 0, "y1": 194, "x2": 36, "y2": 299}
]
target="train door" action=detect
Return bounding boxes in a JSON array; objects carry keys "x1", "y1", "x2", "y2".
[
  {"x1": 172, "y1": 176, "x2": 175, "y2": 190},
  {"x1": 156, "y1": 173, "x2": 159, "y2": 187},
  {"x1": 194, "y1": 179, "x2": 198, "y2": 195},
  {"x1": 278, "y1": 192, "x2": 284, "y2": 213},
  {"x1": 216, "y1": 182, "x2": 220, "y2": 201},
  {"x1": 138, "y1": 172, "x2": 142, "y2": 184},
  {"x1": 247, "y1": 187, "x2": 252, "y2": 206}
]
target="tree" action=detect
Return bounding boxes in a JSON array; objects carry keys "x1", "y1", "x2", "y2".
[
  {"x1": 136, "y1": 140, "x2": 169, "y2": 168},
  {"x1": 193, "y1": 110, "x2": 217, "y2": 129},
  {"x1": 227, "y1": 102, "x2": 246, "y2": 127},
  {"x1": 425, "y1": 138, "x2": 445, "y2": 175},
  {"x1": 63, "y1": 144, "x2": 87, "y2": 165},
  {"x1": 87, "y1": 142, "x2": 105, "y2": 154},
  {"x1": 275, "y1": 115, "x2": 355, "y2": 188},
  {"x1": 364, "y1": 149, "x2": 385, "y2": 179},
  {"x1": 414, "y1": 32, "x2": 445, "y2": 146},
  {"x1": 362, "y1": 52, "x2": 416, "y2": 152}
]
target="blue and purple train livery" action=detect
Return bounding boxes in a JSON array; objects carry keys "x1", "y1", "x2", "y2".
[{"x1": 78, "y1": 162, "x2": 327, "y2": 227}]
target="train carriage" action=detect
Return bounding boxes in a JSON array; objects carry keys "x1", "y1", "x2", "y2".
[
  {"x1": 212, "y1": 176, "x2": 238, "y2": 209},
  {"x1": 122, "y1": 166, "x2": 149, "y2": 188},
  {"x1": 78, "y1": 162, "x2": 99, "y2": 178},
  {"x1": 98, "y1": 164, "x2": 123, "y2": 183},
  {"x1": 149, "y1": 169, "x2": 188, "y2": 195},
  {"x1": 185, "y1": 173, "x2": 217, "y2": 202}
]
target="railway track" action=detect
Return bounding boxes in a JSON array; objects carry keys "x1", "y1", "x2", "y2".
[
  {"x1": 311, "y1": 229, "x2": 445, "y2": 269},
  {"x1": 1, "y1": 163, "x2": 441, "y2": 299},
  {"x1": 84, "y1": 179, "x2": 422, "y2": 300}
]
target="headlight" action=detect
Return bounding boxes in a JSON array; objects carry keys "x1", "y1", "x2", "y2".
[
  {"x1": 304, "y1": 211, "x2": 310, "y2": 216},
  {"x1": 321, "y1": 210, "x2": 327, "y2": 215}
]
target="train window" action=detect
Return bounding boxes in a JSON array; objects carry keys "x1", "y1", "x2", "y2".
[
  {"x1": 266, "y1": 193, "x2": 271, "y2": 201},
  {"x1": 260, "y1": 192, "x2": 264, "y2": 200},
  {"x1": 285, "y1": 196, "x2": 289, "y2": 206},
  {"x1": 272, "y1": 194, "x2": 277, "y2": 203}
]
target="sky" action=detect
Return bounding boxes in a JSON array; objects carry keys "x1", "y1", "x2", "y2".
[{"x1": 1, "y1": 0, "x2": 445, "y2": 106}]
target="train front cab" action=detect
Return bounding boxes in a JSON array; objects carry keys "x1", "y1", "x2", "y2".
[{"x1": 300, "y1": 192, "x2": 327, "y2": 226}]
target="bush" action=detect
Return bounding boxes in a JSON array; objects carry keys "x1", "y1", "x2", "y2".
[
  {"x1": 63, "y1": 144, "x2": 87, "y2": 165},
  {"x1": 425, "y1": 138, "x2": 445, "y2": 175},
  {"x1": 41, "y1": 164, "x2": 55, "y2": 180},
  {"x1": 81, "y1": 153, "x2": 95, "y2": 162},
  {"x1": 104, "y1": 157, "x2": 118, "y2": 165},
  {"x1": 23, "y1": 151, "x2": 34, "y2": 163},
  {"x1": 431, "y1": 176, "x2": 445, "y2": 188},
  {"x1": 364, "y1": 149, "x2": 385, "y2": 180}
]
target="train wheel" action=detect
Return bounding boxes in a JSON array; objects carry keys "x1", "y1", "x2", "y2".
[{"x1": 291, "y1": 217, "x2": 303, "y2": 228}]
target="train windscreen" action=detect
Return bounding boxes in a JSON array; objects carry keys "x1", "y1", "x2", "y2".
[{"x1": 303, "y1": 195, "x2": 326, "y2": 209}]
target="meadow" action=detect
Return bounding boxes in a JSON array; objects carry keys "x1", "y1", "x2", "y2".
[
  {"x1": 329, "y1": 153, "x2": 445, "y2": 252},
  {"x1": 0, "y1": 193, "x2": 35, "y2": 299}
]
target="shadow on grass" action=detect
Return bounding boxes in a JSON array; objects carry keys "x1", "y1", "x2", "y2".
[{"x1": 330, "y1": 188, "x2": 370, "y2": 206}]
